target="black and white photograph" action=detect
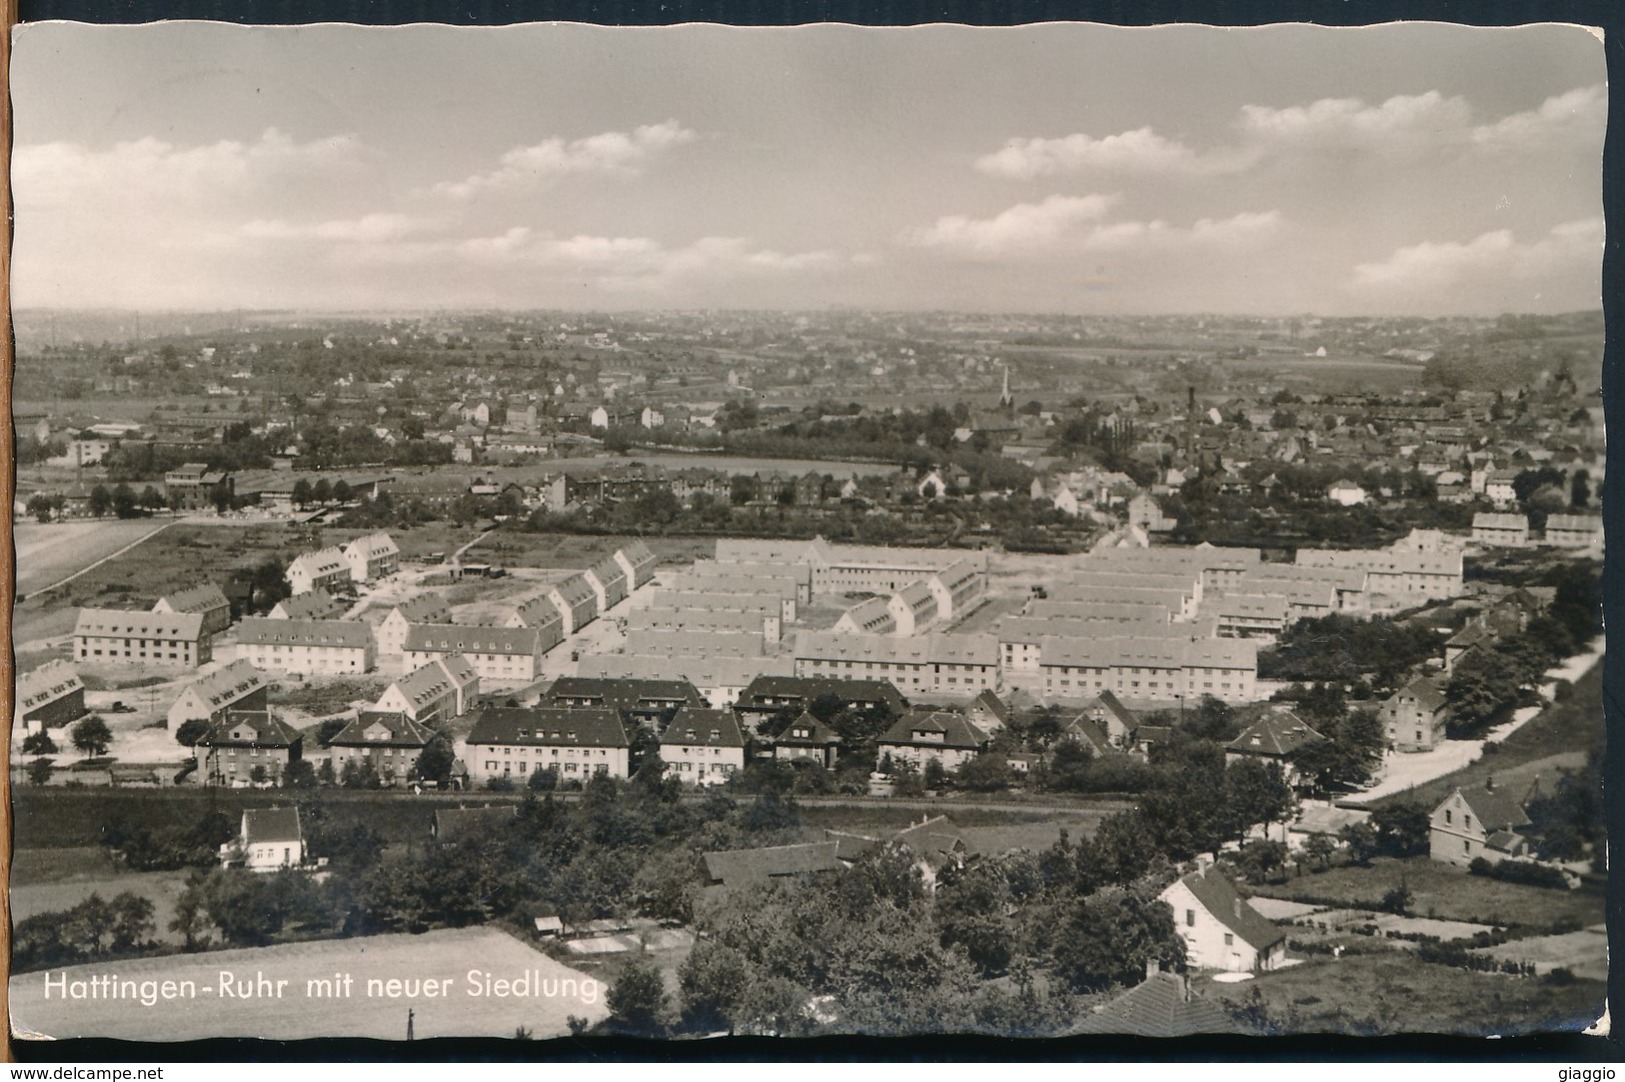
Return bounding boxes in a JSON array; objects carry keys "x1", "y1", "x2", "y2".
[{"x1": 5, "y1": 19, "x2": 1609, "y2": 1046}]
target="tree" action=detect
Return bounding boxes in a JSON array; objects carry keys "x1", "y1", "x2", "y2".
[
  {"x1": 414, "y1": 735, "x2": 456, "y2": 788},
  {"x1": 729, "y1": 474, "x2": 760, "y2": 506},
  {"x1": 1339, "y1": 821, "x2": 1379, "y2": 866},
  {"x1": 606, "y1": 952, "x2": 668, "y2": 1035},
  {"x1": 282, "y1": 760, "x2": 318, "y2": 789},
  {"x1": 88, "y1": 484, "x2": 112, "y2": 518},
  {"x1": 28, "y1": 758, "x2": 55, "y2": 785},
  {"x1": 955, "y1": 753, "x2": 1015, "y2": 793},
  {"x1": 331, "y1": 479, "x2": 353, "y2": 504},
  {"x1": 1051, "y1": 890, "x2": 1183, "y2": 993},
  {"x1": 174, "y1": 718, "x2": 212, "y2": 748},
  {"x1": 679, "y1": 941, "x2": 754, "y2": 1034},
  {"x1": 109, "y1": 892, "x2": 157, "y2": 950},
  {"x1": 291, "y1": 479, "x2": 313, "y2": 509},
  {"x1": 1232, "y1": 839, "x2": 1288, "y2": 884},
  {"x1": 71, "y1": 715, "x2": 114, "y2": 758},
  {"x1": 112, "y1": 483, "x2": 139, "y2": 519},
  {"x1": 1370, "y1": 801, "x2": 1431, "y2": 857},
  {"x1": 312, "y1": 478, "x2": 333, "y2": 505},
  {"x1": 1302, "y1": 832, "x2": 1337, "y2": 871},
  {"x1": 22, "y1": 731, "x2": 58, "y2": 756},
  {"x1": 1225, "y1": 759, "x2": 1296, "y2": 842},
  {"x1": 316, "y1": 717, "x2": 350, "y2": 747},
  {"x1": 26, "y1": 494, "x2": 56, "y2": 523}
]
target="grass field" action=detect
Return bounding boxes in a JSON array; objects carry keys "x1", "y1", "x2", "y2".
[
  {"x1": 8, "y1": 927, "x2": 608, "y2": 1041},
  {"x1": 1200, "y1": 952, "x2": 1605, "y2": 1036},
  {"x1": 11, "y1": 868, "x2": 196, "y2": 946},
  {"x1": 1372, "y1": 661, "x2": 1604, "y2": 813},
  {"x1": 14, "y1": 519, "x2": 176, "y2": 598},
  {"x1": 1245, "y1": 856, "x2": 1604, "y2": 933}
]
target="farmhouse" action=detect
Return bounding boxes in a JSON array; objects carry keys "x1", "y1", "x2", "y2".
[
  {"x1": 1430, "y1": 781, "x2": 1534, "y2": 867},
  {"x1": 374, "y1": 594, "x2": 452, "y2": 657},
  {"x1": 74, "y1": 609, "x2": 212, "y2": 669},
  {"x1": 342, "y1": 531, "x2": 400, "y2": 582},
  {"x1": 286, "y1": 547, "x2": 350, "y2": 595},
  {"x1": 152, "y1": 584, "x2": 232, "y2": 637},
  {"x1": 1160, "y1": 866, "x2": 1287, "y2": 973},
  {"x1": 220, "y1": 808, "x2": 304, "y2": 872},
  {"x1": 463, "y1": 706, "x2": 630, "y2": 786},
  {"x1": 195, "y1": 710, "x2": 304, "y2": 788},
  {"x1": 16, "y1": 660, "x2": 87, "y2": 735},
  {"x1": 325, "y1": 711, "x2": 436, "y2": 785},
  {"x1": 404, "y1": 625, "x2": 545, "y2": 684},
  {"x1": 373, "y1": 654, "x2": 480, "y2": 724},
  {"x1": 237, "y1": 617, "x2": 376, "y2": 675},
  {"x1": 877, "y1": 710, "x2": 991, "y2": 771},
  {"x1": 167, "y1": 659, "x2": 269, "y2": 733},
  {"x1": 658, "y1": 706, "x2": 746, "y2": 785}
]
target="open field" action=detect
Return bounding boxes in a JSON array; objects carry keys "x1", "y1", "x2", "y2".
[
  {"x1": 8, "y1": 926, "x2": 608, "y2": 1041},
  {"x1": 14, "y1": 519, "x2": 175, "y2": 597},
  {"x1": 1245, "y1": 856, "x2": 1604, "y2": 933},
  {"x1": 11, "y1": 869, "x2": 196, "y2": 947},
  {"x1": 1473, "y1": 926, "x2": 1608, "y2": 981},
  {"x1": 1200, "y1": 952, "x2": 1605, "y2": 1036}
]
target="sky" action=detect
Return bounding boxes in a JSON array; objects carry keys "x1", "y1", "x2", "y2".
[{"x1": 9, "y1": 21, "x2": 1608, "y2": 316}]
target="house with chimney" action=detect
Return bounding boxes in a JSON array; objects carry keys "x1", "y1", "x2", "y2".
[
  {"x1": 167, "y1": 660, "x2": 269, "y2": 733},
  {"x1": 195, "y1": 710, "x2": 304, "y2": 788},
  {"x1": 1159, "y1": 866, "x2": 1288, "y2": 973},
  {"x1": 219, "y1": 807, "x2": 305, "y2": 872},
  {"x1": 1430, "y1": 780, "x2": 1535, "y2": 867},
  {"x1": 152, "y1": 584, "x2": 233, "y2": 637},
  {"x1": 658, "y1": 706, "x2": 746, "y2": 786}
]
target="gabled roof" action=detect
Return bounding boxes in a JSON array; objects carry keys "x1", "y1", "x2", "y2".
[
  {"x1": 618, "y1": 539, "x2": 658, "y2": 567},
  {"x1": 156, "y1": 584, "x2": 229, "y2": 613},
  {"x1": 588, "y1": 554, "x2": 627, "y2": 584},
  {"x1": 550, "y1": 572, "x2": 599, "y2": 605},
  {"x1": 466, "y1": 706, "x2": 629, "y2": 748},
  {"x1": 1452, "y1": 784, "x2": 1533, "y2": 833},
  {"x1": 389, "y1": 655, "x2": 475, "y2": 710},
  {"x1": 513, "y1": 594, "x2": 567, "y2": 628},
  {"x1": 701, "y1": 842, "x2": 842, "y2": 888},
  {"x1": 1391, "y1": 674, "x2": 1448, "y2": 714},
  {"x1": 894, "y1": 814, "x2": 970, "y2": 860},
  {"x1": 776, "y1": 710, "x2": 841, "y2": 746},
  {"x1": 238, "y1": 617, "x2": 372, "y2": 650},
  {"x1": 17, "y1": 661, "x2": 84, "y2": 712},
  {"x1": 328, "y1": 711, "x2": 436, "y2": 748},
  {"x1": 287, "y1": 546, "x2": 348, "y2": 577},
  {"x1": 388, "y1": 595, "x2": 451, "y2": 624},
  {"x1": 740, "y1": 674, "x2": 906, "y2": 711},
  {"x1": 659, "y1": 706, "x2": 746, "y2": 748},
  {"x1": 1169, "y1": 867, "x2": 1285, "y2": 953},
  {"x1": 880, "y1": 709, "x2": 990, "y2": 750},
  {"x1": 969, "y1": 688, "x2": 1009, "y2": 723},
  {"x1": 242, "y1": 807, "x2": 302, "y2": 845},
  {"x1": 203, "y1": 710, "x2": 303, "y2": 748},
  {"x1": 181, "y1": 660, "x2": 267, "y2": 710},
  {"x1": 1061, "y1": 714, "x2": 1113, "y2": 754},
  {"x1": 1075, "y1": 972, "x2": 1243, "y2": 1037},
  {"x1": 270, "y1": 591, "x2": 348, "y2": 621},
  {"x1": 546, "y1": 676, "x2": 705, "y2": 712},
  {"x1": 1225, "y1": 710, "x2": 1325, "y2": 759},
  {"x1": 343, "y1": 531, "x2": 399, "y2": 559},
  {"x1": 405, "y1": 624, "x2": 540, "y2": 657},
  {"x1": 75, "y1": 608, "x2": 206, "y2": 641},
  {"x1": 1084, "y1": 690, "x2": 1138, "y2": 729}
]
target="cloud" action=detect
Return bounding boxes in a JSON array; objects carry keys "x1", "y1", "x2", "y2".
[
  {"x1": 906, "y1": 196, "x2": 1279, "y2": 257},
  {"x1": 974, "y1": 127, "x2": 1244, "y2": 179},
  {"x1": 906, "y1": 194, "x2": 1119, "y2": 253},
  {"x1": 1351, "y1": 218, "x2": 1604, "y2": 295},
  {"x1": 1471, "y1": 85, "x2": 1607, "y2": 151},
  {"x1": 433, "y1": 120, "x2": 696, "y2": 199},
  {"x1": 241, "y1": 213, "x2": 434, "y2": 243},
  {"x1": 1238, "y1": 90, "x2": 1474, "y2": 151}
]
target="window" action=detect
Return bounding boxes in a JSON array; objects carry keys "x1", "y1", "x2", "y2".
[
  {"x1": 1186, "y1": 909, "x2": 1195, "y2": 927},
  {"x1": 1224, "y1": 933, "x2": 1234, "y2": 946},
  {"x1": 1444, "y1": 810, "x2": 1452, "y2": 824}
]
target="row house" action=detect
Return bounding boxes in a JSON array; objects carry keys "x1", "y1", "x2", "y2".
[
  {"x1": 1036, "y1": 636, "x2": 1258, "y2": 704},
  {"x1": 504, "y1": 596, "x2": 569, "y2": 655},
  {"x1": 1026, "y1": 599, "x2": 1173, "y2": 624},
  {"x1": 404, "y1": 624, "x2": 544, "y2": 684},
  {"x1": 1472, "y1": 512, "x2": 1531, "y2": 548},
  {"x1": 926, "y1": 558, "x2": 988, "y2": 622},
  {"x1": 268, "y1": 591, "x2": 348, "y2": 621},
  {"x1": 735, "y1": 674, "x2": 907, "y2": 730},
  {"x1": 152, "y1": 584, "x2": 233, "y2": 637},
  {"x1": 237, "y1": 618, "x2": 376, "y2": 675},
  {"x1": 622, "y1": 628, "x2": 771, "y2": 660},
  {"x1": 613, "y1": 539, "x2": 660, "y2": 589},
  {"x1": 647, "y1": 590, "x2": 796, "y2": 624},
  {"x1": 374, "y1": 594, "x2": 453, "y2": 656},
  {"x1": 286, "y1": 547, "x2": 350, "y2": 595},
  {"x1": 16, "y1": 661, "x2": 87, "y2": 735},
  {"x1": 1235, "y1": 564, "x2": 1367, "y2": 613},
  {"x1": 547, "y1": 573, "x2": 600, "y2": 636},
  {"x1": 167, "y1": 660, "x2": 268, "y2": 733},
  {"x1": 463, "y1": 706, "x2": 630, "y2": 786},
  {"x1": 74, "y1": 609, "x2": 211, "y2": 669},
  {"x1": 1294, "y1": 548, "x2": 1463, "y2": 605},
  {"x1": 373, "y1": 654, "x2": 480, "y2": 724},
  {"x1": 631, "y1": 607, "x2": 782, "y2": 647},
  {"x1": 1046, "y1": 583, "x2": 1196, "y2": 622},
  {"x1": 834, "y1": 596, "x2": 897, "y2": 636},
  {"x1": 195, "y1": 709, "x2": 304, "y2": 788},
  {"x1": 584, "y1": 554, "x2": 630, "y2": 612},
  {"x1": 1544, "y1": 514, "x2": 1603, "y2": 552},
  {"x1": 325, "y1": 711, "x2": 436, "y2": 785},
  {"x1": 887, "y1": 579, "x2": 941, "y2": 637},
  {"x1": 1199, "y1": 594, "x2": 1291, "y2": 639},
  {"x1": 342, "y1": 532, "x2": 400, "y2": 582},
  {"x1": 578, "y1": 651, "x2": 793, "y2": 709},
  {"x1": 792, "y1": 631, "x2": 1000, "y2": 697},
  {"x1": 996, "y1": 617, "x2": 1195, "y2": 673},
  {"x1": 658, "y1": 707, "x2": 747, "y2": 785},
  {"x1": 676, "y1": 563, "x2": 811, "y2": 605},
  {"x1": 543, "y1": 676, "x2": 705, "y2": 730}
]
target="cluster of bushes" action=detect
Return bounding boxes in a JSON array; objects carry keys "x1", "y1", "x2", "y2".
[
  {"x1": 12, "y1": 892, "x2": 158, "y2": 972},
  {"x1": 1415, "y1": 940, "x2": 1539, "y2": 976},
  {"x1": 1468, "y1": 857, "x2": 1572, "y2": 890}
]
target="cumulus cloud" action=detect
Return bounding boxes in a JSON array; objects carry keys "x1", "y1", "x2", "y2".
[
  {"x1": 974, "y1": 127, "x2": 1243, "y2": 179},
  {"x1": 433, "y1": 120, "x2": 696, "y2": 199},
  {"x1": 1238, "y1": 90, "x2": 1474, "y2": 151},
  {"x1": 906, "y1": 195, "x2": 1279, "y2": 257},
  {"x1": 1351, "y1": 218, "x2": 1604, "y2": 294},
  {"x1": 1471, "y1": 85, "x2": 1607, "y2": 151},
  {"x1": 242, "y1": 213, "x2": 434, "y2": 243}
]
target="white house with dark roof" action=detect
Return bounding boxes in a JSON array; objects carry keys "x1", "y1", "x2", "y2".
[
  {"x1": 583, "y1": 554, "x2": 629, "y2": 613},
  {"x1": 1430, "y1": 781, "x2": 1534, "y2": 866},
  {"x1": 16, "y1": 660, "x2": 87, "y2": 735},
  {"x1": 267, "y1": 591, "x2": 348, "y2": 621},
  {"x1": 658, "y1": 706, "x2": 745, "y2": 786},
  {"x1": 404, "y1": 624, "x2": 543, "y2": 683},
  {"x1": 1160, "y1": 866, "x2": 1287, "y2": 973},
  {"x1": 221, "y1": 807, "x2": 304, "y2": 871},
  {"x1": 374, "y1": 594, "x2": 452, "y2": 656},
  {"x1": 325, "y1": 711, "x2": 437, "y2": 785},
  {"x1": 152, "y1": 584, "x2": 232, "y2": 637},
  {"x1": 877, "y1": 709, "x2": 990, "y2": 771},
  {"x1": 613, "y1": 540, "x2": 660, "y2": 589},
  {"x1": 195, "y1": 710, "x2": 304, "y2": 788},
  {"x1": 167, "y1": 659, "x2": 269, "y2": 732},
  {"x1": 341, "y1": 531, "x2": 400, "y2": 582},
  {"x1": 74, "y1": 608, "x2": 211, "y2": 668},
  {"x1": 373, "y1": 654, "x2": 480, "y2": 723},
  {"x1": 464, "y1": 706, "x2": 630, "y2": 786},
  {"x1": 547, "y1": 573, "x2": 600, "y2": 636},
  {"x1": 285, "y1": 546, "x2": 350, "y2": 595},
  {"x1": 236, "y1": 617, "x2": 375, "y2": 675}
]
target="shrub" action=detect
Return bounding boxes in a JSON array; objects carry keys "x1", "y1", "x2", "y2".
[{"x1": 1468, "y1": 857, "x2": 1570, "y2": 890}]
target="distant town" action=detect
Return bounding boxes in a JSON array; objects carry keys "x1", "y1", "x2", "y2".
[{"x1": 10, "y1": 306, "x2": 1606, "y2": 1041}]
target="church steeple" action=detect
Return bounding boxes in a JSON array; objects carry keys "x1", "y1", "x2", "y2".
[{"x1": 999, "y1": 363, "x2": 1013, "y2": 409}]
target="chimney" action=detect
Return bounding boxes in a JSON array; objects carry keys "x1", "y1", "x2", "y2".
[
  {"x1": 1234, "y1": 898, "x2": 1242, "y2": 919},
  {"x1": 1485, "y1": 774, "x2": 1494, "y2": 792},
  {"x1": 1144, "y1": 957, "x2": 1160, "y2": 982}
]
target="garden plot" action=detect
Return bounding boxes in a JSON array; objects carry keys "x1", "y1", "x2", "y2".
[{"x1": 1472, "y1": 926, "x2": 1607, "y2": 981}]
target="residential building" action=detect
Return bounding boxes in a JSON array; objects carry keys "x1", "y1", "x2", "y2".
[
  {"x1": 196, "y1": 709, "x2": 304, "y2": 788},
  {"x1": 834, "y1": 596, "x2": 897, "y2": 636},
  {"x1": 544, "y1": 676, "x2": 706, "y2": 729},
  {"x1": 887, "y1": 579, "x2": 941, "y2": 637},
  {"x1": 1327, "y1": 479, "x2": 1367, "y2": 506},
  {"x1": 373, "y1": 654, "x2": 480, "y2": 723},
  {"x1": 267, "y1": 591, "x2": 347, "y2": 621},
  {"x1": 735, "y1": 675, "x2": 907, "y2": 726},
  {"x1": 1380, "y1": 675, "x2": 1450, "y2": 752},
  {"x1": 342, "y1": 531, "x2": 400, "y2": 582},
  {"x1": 167, "y1": 659, "x2": 269, "y2": 733},
  {"x1": 700, "y1": 842, "x2": 842, "y2": 891},
  {"x1": 1160, "y1": 867, "x2": 1288, "y2": 972},
  {"x1": 547, "y1": 573, "x2": 600, "y2": 636},
  {"x1": 152, "y1": 584, "x2": 232, "y2": 637},
  {"x1": 1473, "y1": 512, "x2": 1531, "y2": 548},
  {"x1": 74, "y1": 609, "x2": 211, "y2": 668},
  {"x1": 771, "y1": 711, "x2": 841, "y2": 769},
  {"x1": 325, "y1": 711, "x2": 436, "y2": 785},
  {"x1": 659, "y1": 706, "x2": 746, "y2": 785},
  {"x1": 1430, "y1": 782, "x2": 1534, "y2": 866},
  {"x1": 375, "y1": 594, "x2": 452, "y2": 656},
  {"x1": 926, "y1": 558, "x2": 987, "y2": 622},
  {"x1": 237, "y1": 618, "x2": 375, "y2": 675},
  {"x1": 583, "y1": 555, "x2": 629, "y2": 612},
  {"x1": 1224, "y1": 710, "x2": 1325, "y2": 785},
  {"x1": 16, "y1": 661, "x2": 87, "y2": 735},
  {"x1": 1036, "y1": 636, "x2": 1258, "y2": 705},
  {"x1": 1544, "y1": 513, "x2": 1603, "y2": 552},
  {"x1": 1294, "y1": 548, "x2": 1463, "y2": 605},
  {"x1": 219, "y1": 808, "x2": 304, "y2": 872},
  {"x1": 1074, "y1": 690, "x2": 1138, "y2": 747},
  {"x1": 504, "y1": 596, "x2": 568, "y2": 654},
  {"x1": 877, "y1": 710, "x2": 991, "y2": 771},
  {"x1": 164, "y1": 463, "x2": 234, "y2": 512},
  {"x1": 285, "y1": 547, "x2": 350, "y2": 595},
  {"x1": 793, "y1": 631, "x2": 1000, "y2": 697},
  {"x1": 463, "y1": 706, "x2": 630, "y2": 786},
  {"x1": 403, "y1": 624, "x2": 544, "y2": 684},
  {"x1": 1484, "y1": 470, "x2": 1520, "y2": 508},
  {"x1": 1075, "y1": 970, "x2": 1244, "y2": 1037}
]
